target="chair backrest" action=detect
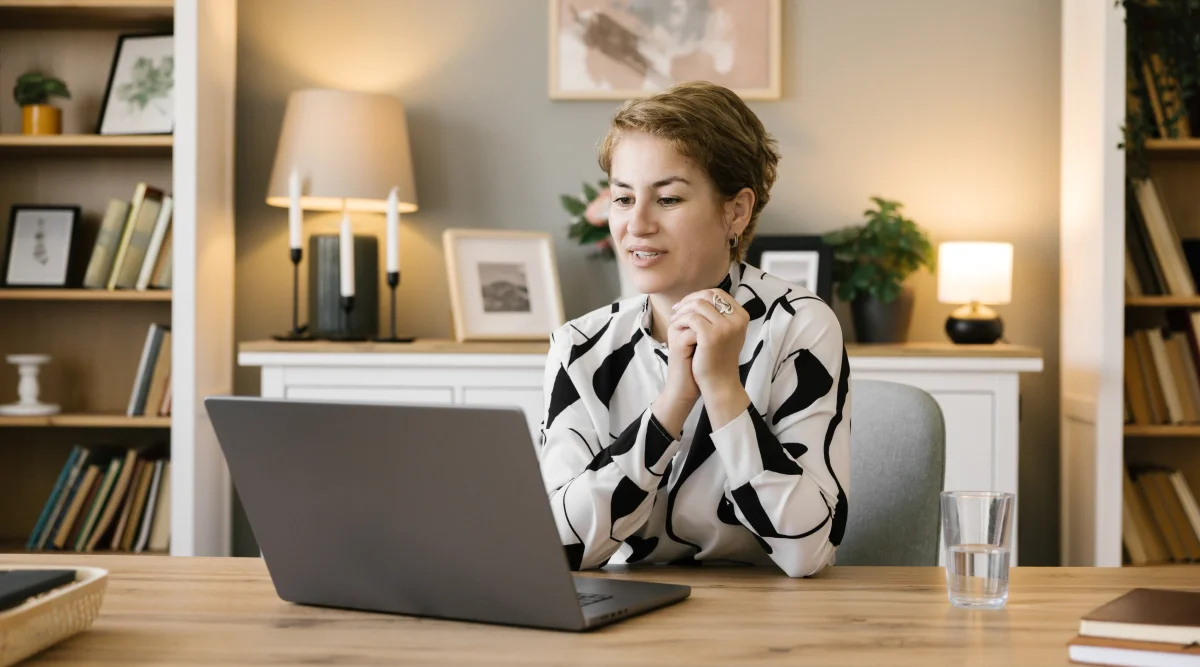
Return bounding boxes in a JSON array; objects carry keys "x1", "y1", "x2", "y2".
[{"x1": 836, "y1": 379, "x2": 946, "y2": 565}]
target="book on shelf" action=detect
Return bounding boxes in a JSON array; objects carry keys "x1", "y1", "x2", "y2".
[
  {"x1": 1129, "y1": 176, "x2": 1195, "y2": 298},
  {"x1": 24, "y1": 444, "x2": 170, "y2": 554},
  {"x1": 81, "y1": 182, "x2": 173, "y2": 292},
  {"x1": 128, "y1": 323, "x2": 172, "y2": 417},
  {"x1": 1123, "y1": 465, "x2": 1200, "y2": 566}
]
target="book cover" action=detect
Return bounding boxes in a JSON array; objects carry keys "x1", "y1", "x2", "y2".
[{"x1": 1080, "y1": 588, "x2": 1200, "y2": 645}]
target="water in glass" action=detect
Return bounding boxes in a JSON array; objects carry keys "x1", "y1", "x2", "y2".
[{"x1": 946, "y1": 543, "x2": 1010, "y2": 608}]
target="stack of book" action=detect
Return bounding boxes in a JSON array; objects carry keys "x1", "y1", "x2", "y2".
[
  {"x1": 24, "y1": 444, "x2": 171, "y2": 554},
  {"x1": 128, "y1": 323, "x2": 171, "y2": 417},
  {"x1": 1069, "y1": 589, "x2": 1200, "y2": 666},
  {"x1": 1123, "y1": 322, "x2": 1200, "y2": 426},
  {"x1": 1123, "y1": 466, "x2": 1200, "y2": 565},
  {"x1": 82, "y1": 182, "x2": 173, "y2": 291}
]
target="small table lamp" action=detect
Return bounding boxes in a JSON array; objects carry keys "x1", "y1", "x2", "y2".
[
  {"x1": 266, "y1": 89, "x2": 418, "y2": 341},
  {"x1": 937, "y1": 241, "x2": 1013, "y2": 345}
]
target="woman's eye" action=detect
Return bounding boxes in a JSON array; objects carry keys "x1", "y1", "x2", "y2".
[
  {"x1": 659, "y1": 197, "x2": 681, "y2": 206},
  {"x1": 614, "y1": 196, "x2": 633, "y2": 206}
]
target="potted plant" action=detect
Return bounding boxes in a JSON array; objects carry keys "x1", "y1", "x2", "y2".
[
  {"x1": 13, "y1": 72, "x2": 70, "y2": 135},
  {"x1": 823, "y1": 196, "x2": 935, "y2": 343}
]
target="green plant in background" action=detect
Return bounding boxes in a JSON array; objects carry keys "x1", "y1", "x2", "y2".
[
  {"x1": 13, "y1": 72, "x2": 70, "y2": 107},
  {"x1": 561, "y1": 179, "x2": 615, "y2": 259},
  {"x1": 823, "y1": 196, "x2": 935, "y2": 304},
  {"x1": 1120, "y1": 0, "x2": 1200, "y2": 179}
]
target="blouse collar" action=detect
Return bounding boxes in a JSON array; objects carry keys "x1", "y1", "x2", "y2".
[{"x1": 638, "y1": 262, "x2": 743, "y2": 340}]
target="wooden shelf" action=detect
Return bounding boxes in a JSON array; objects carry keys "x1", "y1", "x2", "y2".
[
  {"x1": 0, "y1": 414, "x2": 169, "y2": 428},
  {"x1": 0, "y1": 0, "x2": 173, "y2": 29},
  {"x1": 0, "y1": 289, "x2": 170, "y2": 302},
  {"x1": 1126, "y1": 296, "x2": 1200, "y2": 308},
  {"x1": 1125, "y1": 425, "x2": 1200, "y2": 438},
  {"x1": 0, "y1": 134, "x2": 172, "y2": 157}
]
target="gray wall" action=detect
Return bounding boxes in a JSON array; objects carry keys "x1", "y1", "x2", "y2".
[{"x1": 235, "y1": 0, "x2": 1062, "y2": 563}]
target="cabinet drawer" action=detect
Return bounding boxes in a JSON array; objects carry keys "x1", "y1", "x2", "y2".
[{"x1": 285, "y1": 386, "x2": 455, "y2": 405}]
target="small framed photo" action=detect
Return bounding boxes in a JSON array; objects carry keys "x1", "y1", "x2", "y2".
[
  {"x1": 443, "y1": 229, "x2": 565, "y2": 342},
  {"x1": 745, "y1": 235, "x2": 833, "y2": 303},
  {"x1": 2, "y1": 206, "x2": 81, "y2": 287},
  {"x1": 97, "y1": 33, "x2": 175, "y2": 135}
]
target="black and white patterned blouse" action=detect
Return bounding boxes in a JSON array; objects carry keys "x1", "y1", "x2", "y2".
[{"x1": 538, "y1": 262, "x2": 850, "y2": 577}]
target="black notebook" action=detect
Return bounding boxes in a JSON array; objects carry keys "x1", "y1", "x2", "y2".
[{"x1": 0, "y1": 569, "x2": 77, "y2": 613}]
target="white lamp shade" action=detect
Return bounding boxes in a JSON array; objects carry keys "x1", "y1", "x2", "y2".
[
  {"x1": 937, "y1": 242, "x2": 1013, "y2": 305},
  {"x1": 266, "y1": 89, "x2": 418, "y2": 213}
]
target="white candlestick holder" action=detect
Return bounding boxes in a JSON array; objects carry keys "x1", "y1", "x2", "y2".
[{"x1": 0, "y1": 354, "x2": 60, "y2": 416}]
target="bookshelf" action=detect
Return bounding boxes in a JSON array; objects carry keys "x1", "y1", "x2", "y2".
[
  {"x1": 0, "y1": 0, "x2": 235, "y2": 557},
  {"x1": 1061, "y1": 0, "x2": 1200, "y2": 567}
]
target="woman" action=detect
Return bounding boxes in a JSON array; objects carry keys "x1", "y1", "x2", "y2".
[{"x1": 539, "y1": 81, "x2": 850, "y2": 578}]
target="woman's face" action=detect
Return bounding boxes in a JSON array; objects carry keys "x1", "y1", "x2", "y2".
[{"x1": 608, "y1": 132, "x2": 735, "y2": 299}]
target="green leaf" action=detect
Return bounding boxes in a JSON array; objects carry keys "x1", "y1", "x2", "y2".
[
  {"x1": 560, "y1": 195, "x2": 587, "y2": 216},
  {"x1": 581, "y1": 182, "x2": 598, "y2": 202}
]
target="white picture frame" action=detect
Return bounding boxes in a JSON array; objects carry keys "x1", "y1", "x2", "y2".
[
  {"x1": 98, "y1": 33, "x2": 175, "y2": 135},
  {"x1": 759, "y1": 250, "x2": 821, "y2": 294},
  {"x1": 3, "y1": 206, "x2": 80, "y2": 287},
  {"x1": 443, "y1": 229, "x2": 566, "y2": 342}
]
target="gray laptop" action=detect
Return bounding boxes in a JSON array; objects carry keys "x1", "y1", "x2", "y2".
[{"x1": 205, "y1": 396, "x2": 690, "y2": 631}]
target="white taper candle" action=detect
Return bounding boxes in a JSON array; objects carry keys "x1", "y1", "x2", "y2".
[
  {"x1": 339, "y1": 209, "x2": 355, "y2": 298},
  {"x1": 288, "y1": 169, "x2": 302, "y2": 250},
  {"x1": 386, "y1": 186, "x2": 399, "y2": 274}
]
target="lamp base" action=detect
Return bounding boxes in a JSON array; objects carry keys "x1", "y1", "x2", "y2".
[
  {"x1": 272, "y1": 328, "x2": 314, "y2": 342},
  {"x1": 945, "y1": 303, "x2": 1003, "y2": 344}
]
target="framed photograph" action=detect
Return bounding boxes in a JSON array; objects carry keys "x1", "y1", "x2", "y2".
[
  {"x1": 2, "y1": 206, "x2": 81, "y2": 287},
  {"x1": 744, "y1": 235, "x2": 833, "y2": 303},
  {"x1": 97, "y1": 33, "x2": 175, "y2": 135},
  {"x1": 549, "y1": 0, "x2": 782, "y2": 100},
  {"x1": 443, "y1": 229, "x2": 566, "y2": 342}
]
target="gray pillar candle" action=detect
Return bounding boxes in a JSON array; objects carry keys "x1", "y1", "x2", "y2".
[{"x1": 308, "y1": 234, "x2": 378, "y2": 340}]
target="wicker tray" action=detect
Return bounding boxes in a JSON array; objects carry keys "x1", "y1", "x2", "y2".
[{"x1": 0, "y1": 566, "x2": 108, "y2": 667}]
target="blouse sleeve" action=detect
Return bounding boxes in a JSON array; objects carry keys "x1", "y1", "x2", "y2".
[
  {"x1": 537, "y1": 327, "x2": 686, "y2": 571},
  {"x1": 708, "y1": 300, "x2": 850, "y2": 577}
]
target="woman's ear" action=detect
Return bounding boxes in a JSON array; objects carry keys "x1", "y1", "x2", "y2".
[{"x1": 725, "y1": 187, "x2": 755, "y2": 237}]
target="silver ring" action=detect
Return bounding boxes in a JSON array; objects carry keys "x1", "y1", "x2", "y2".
[{"x1": 713, "y1": 293, "x2": 734, "y2": 315}]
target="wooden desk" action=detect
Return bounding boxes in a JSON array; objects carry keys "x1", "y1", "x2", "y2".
[{"x1": 2, "y1": 555, "x2": 1194, "y2": 665}]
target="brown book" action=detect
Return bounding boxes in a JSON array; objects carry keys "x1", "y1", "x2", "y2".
[
  {"x1": 1125, "y1": 468, "x2": 1170, "y2": 564},
  {"x1": 1170, "y1": 334, "x2": 1200, "y2": 423},
  {"x1": 1164, "y1": 335, "x2": 1199, "y2": 423},
  {"x1": 109, "y1": 459, "x2": 147, "y2": 551},
  {"x1": 1125, "y1": 336, "x2": 1154, "y2": 426},
  {"x1": 1152, "y1": 471, "x2": 1200, "y2": 561},
  {"x1": 53, "y1": 465, "x2": 100, "y2": 550},
  {"x1": 1138, "y1": 471, "x2": 1187, "y2": 562},
  {"x1": 1147, "y1": 330, "x2": 1184, "y2": 424},
  {"x1": 1134, "y1": 331, "x2": 1169, "y2": 424},
  {"x1": 1079, "y1": 588, "x2": 1200, "y2": 645},
  {"x1": 121, "y1": 463, "x2": 155, "y2": 552},
  {"x1": 85, "y1": 449, "x2": 141, "y2": 552},
  {"x1": 1068, "y1": 634, "x2": 1200, "y2": 665}
]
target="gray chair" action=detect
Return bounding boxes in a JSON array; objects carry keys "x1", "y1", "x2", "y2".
[{"x1": 835, "y1": 379, "x2": 946, "y2": 565}]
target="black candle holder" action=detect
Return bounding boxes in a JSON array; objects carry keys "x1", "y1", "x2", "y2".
[
  {"x1": 326, "y1": 294, "x2": 367, "y2": 342},
  {"x1": 373, "y1": 270, "x2": 415, "y2": 343},
  {"x1": 273, "y1": 247, "x2": 314, "y2": 341}
]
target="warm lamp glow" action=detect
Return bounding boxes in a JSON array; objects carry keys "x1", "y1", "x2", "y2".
[{"x1": 937, "y1": 242, "x2": 1013, "y2": 305}]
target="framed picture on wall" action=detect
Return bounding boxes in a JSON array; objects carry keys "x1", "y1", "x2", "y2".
[
  {"x1": 443, "y1": 229, "x2": 566, "y2": 342},
  {"x1": 97, "y1": 33, "x2": 175, "y2": 135},
  {"x1": 548, "y1": 0, "x2": 782, "y2": 100},
  {"x1": 2, "y1": 205, "x2": 81, "y2": 287},
  {"x1": 744, "y1": 235, "x2": 833, "y2": 303}
]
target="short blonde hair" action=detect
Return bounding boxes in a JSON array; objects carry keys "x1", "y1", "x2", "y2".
[{"x1": 597, "y1": 81, "x2": 781, "y2": 262}]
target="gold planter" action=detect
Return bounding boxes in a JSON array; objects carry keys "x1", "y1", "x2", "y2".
[{"x1": 21, "y1": 105, "x2": 62, "y2": 135}]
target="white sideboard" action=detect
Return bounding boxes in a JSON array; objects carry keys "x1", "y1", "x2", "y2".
[{"x1": 238, "y1": 339, "x2": 1043, "y2": 562}]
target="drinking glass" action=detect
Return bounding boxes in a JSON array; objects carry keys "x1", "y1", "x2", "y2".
[{"x1": 940, "y1": 491, "x2": 1014, "y2": 609}]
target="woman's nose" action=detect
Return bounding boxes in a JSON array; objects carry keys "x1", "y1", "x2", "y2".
[{"x1": 626, "y1": 202, "x2": 656, "y2": 236}]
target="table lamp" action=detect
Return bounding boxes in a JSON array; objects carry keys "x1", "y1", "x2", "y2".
[
  {"x1": 937, "y1": 241, "x2": 1012, "y2": 345},
  {"x1": 266, "y1": 88, "x2": 418, "y2": 342}
]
